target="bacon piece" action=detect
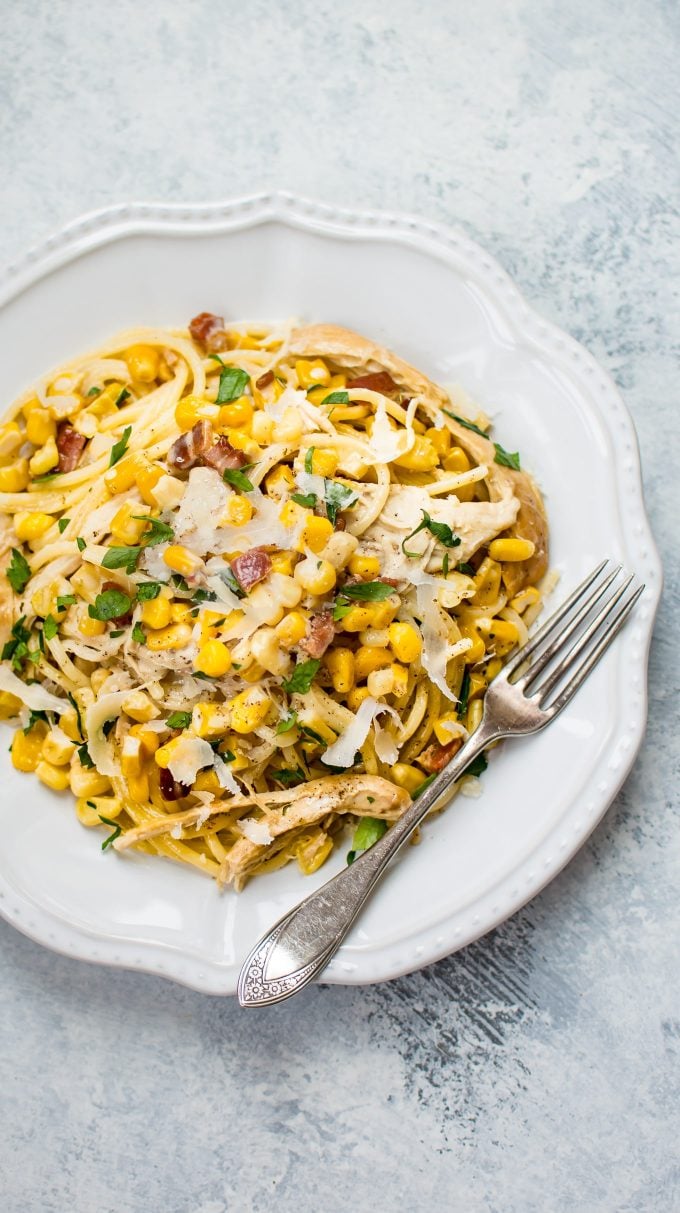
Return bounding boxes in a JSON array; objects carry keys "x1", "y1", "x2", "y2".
[
  {"x1": 255, "y1": 370, "x2": 275, "y2": 390},
  {"x1": 167, "y1": 420, "x2": 213, "y2": 471},
  {"x1": 189, "y1": 312, "x2": 229, "y2": 352},
  {"x1": 348, "y1": 371, "x2": 398, "y2": 395},
  {"x1": 56, "y1": 422, "x2": 87, "y2": 473},
  {"x1": 159, "y1": 767, "x2": 190, "y2": 801},
  {"x1": 201, "y1": 435, "x2": 248, "y2": 474},
  {"x1": 417, "y1": 737, "x2": 463, "y2": 774},
  {"x1": 300, "y1": 611, "x2": 335, "y2": 658},
  {"x1": 230, "y1": 548, "x2": 271, "y2": 593}
]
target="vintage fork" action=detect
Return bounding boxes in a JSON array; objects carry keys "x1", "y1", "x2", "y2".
[{"x1": 238, "y1": 561, "x2": 644, "y2": 1007}]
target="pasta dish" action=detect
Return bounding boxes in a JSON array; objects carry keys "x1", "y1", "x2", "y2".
[{"x1": 0, "y1": 316, "x2": 548, "y2": 886}]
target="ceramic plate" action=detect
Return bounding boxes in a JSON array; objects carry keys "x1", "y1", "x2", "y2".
[{"x1": 0, "y1": 194, "x2": 661, "y2": 994}]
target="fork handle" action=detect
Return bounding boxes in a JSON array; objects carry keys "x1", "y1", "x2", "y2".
[{"x1": 237, "y1": 722, "x2": 497, "y2": 1007}]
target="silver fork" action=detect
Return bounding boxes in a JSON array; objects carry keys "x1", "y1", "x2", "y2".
[{"x1": 237, "y1": 561, "x2": 644, "y2": 1007}]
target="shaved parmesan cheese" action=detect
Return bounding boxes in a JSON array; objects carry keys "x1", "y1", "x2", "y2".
[
  {"x1": 460, "y1": 775, "x2": 483, "y2": 798},
  {"x1": 367, "y1": 395, "x2": 415, "y2": 463},
  {"x1": 373, "y1": 721, "x2": 399, "y2": 765},
  {"x1": 166, "y1": 734, "x2": 215, "y2": 786},
  {"x1": 416, "y1": 583, "x2": 457, "y2": 703},
  {"x1": 322, "y1": 696, "x2": 398, "y2": 768},
  {"x1": 85, "y1": 690, "x2": 132, "y2": 775},
  {"x1": 175, "y1": 467, "x2": 228, "y2": 556},
  {"x1": 151, "y1": 474, "x2": 186, "y2": 511},
  {"x1": 81, "y1": 498, "x2": 121, "y2": 543},
  {"x1": 239, "y1": 817, "x2": 273, "y2": 846},
  {"x1": 295, "y1": 469, "x2": 326, "y2": 500},
  {"x1": 214, "y1": 754, "x2": 241, "y2": 795},
  {"x1": 139, "y1": 543, "x2": 171, "y2": 581},
  {"x1": 264, "y1": 385, "x2": 307, "y2": 422},
  {"x1": 0, "y1": 666, "x2": 65, "y2": 714}
]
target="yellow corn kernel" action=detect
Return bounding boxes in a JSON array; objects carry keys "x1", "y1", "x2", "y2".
[
  {"x1": 0, "y1": 691, "x2": 21, "y2": 720},
  {"x1": 25, "y1": 407, "x2": 57, "y2": 446},
  {"x1": 425, "y1": 426, "x2": 451, "y2": 458},
  {"x1": 295, "y1": 358, "x2": 330, "y2": 389},
  {"x1": 218, "y1": 396, "x2": 253, "y2": 430},
  {"x1": 347, "y1": 685, "x2": 372, "y2": 713},
  {"x1": 251, "y1": 412, "x2": 274, "y2": 444},
  {"x1": 11, "y1": 723, "x2": 48, "y2": 772},
  {"x1": 58, "y1": 707, "x2": 81, "y2": 742},
  {"x1": 321, "y1": 531, "x2": 359, "y2": 570},
  {"x1": 128, "y1": 722, "x2": 160, "y2": 756},
  {"x1": 175, "y1": 395, "x2": 220, "y2": 432},
  {"x1": 229, "y1": 687, "x2": 271, "y2": 734},
  {"x1": 91, "y1": 669, "x2": 112, "y2": 697},
  {"x1": 347, "y1": 554, "x2": 381, "y2": 580},
  {"x1": 42, "y1": 731, "x2": 76, "y2": 766},
  {"x1": 477, "y1": 617, "x2": 520, "y2": 656},
  {"x1": 390, "y1": 763, "x2": 424, "y2": 794},
  {"x1": 110, "y1": 502, "x2": 148, "y2": 544},
  {"x1": 22, "y1": 396, "x2": 43, "y2": 418},
  {"x1": 275, "y1": 610, "x2": 308, "y2": 648},
  {"x1": 31, "y1": 579, "x2": 66, "y2": 619},
  {"x1": 220, "y1": 742, "x2": 249, "y2": 772},
  {"x1": 485, "y1": 657, "x2": 503, "y2": 681},
  {"x1": 250, "y1": 627, "x2": 289, "y2": 676},
  {"x1": 146, "y1": 623, "x2": 192, "y2": 652},
  {"x1": 273, "y1": 407, "x2": 303, "y2": 445},
  {"x1": 278, "y1": 500, "x2": 306, "y2": 530},
  {"x1": 510, "y1": 586, "x2": 540, "y2": 613},
  {"x1": 488, "y1": 537, "x2": 536, "y2": 562},
  {"x1": 28, "y1": 439, "x2": 59, "y2": 477},
  {"x1": 293, "y1": 556, "x2": 336, "y2": 596},
  {"x1": 388, "y1": 621, "x2": 422, "y2": 663},
  {"x1": 270, "y1": 550, "x2": 296, "y2": 577},
  {"x1": 193, "y1": 769, "x2": 221, "y2": 793},
  {"x1": 239, "y1": 660, "x2": 266, "y2": 683},
  {"x1": 69, "y1": 763, "x2": 111, "y2": 798},
  {"x1": 14, "y1": 511, "x2": 53, "y2": 542},
  {"x1": 359, "y1": 627, "x2": 391, "y2": 648},
  {"x1": 121, "y1": 735, "x2": 143, "y2": 779},
  {"x1": 122, "y1": 690, "x2": 160, "y2": 723},
  {"x1": 443, "y1": 446, "x2": 471, "y2": 474},
  {"x1": 367, "y1": 667, "x2": 396, "y2": 697},
  {"x1": 459, "y1": 625, "x2": 486, "y2": 664},
  {"x1": 0, "y1": 421, "x2": 24, "y2": 460},
  {"x1": 324, "y1": 648, "x2": 354, "y2": 694},
  {"x1": 196, "y1": 639, "x2": 232, "y2": 678},
  {"x1": 296, "y1": 832, "x2": 334, "y2": 876},
  {"x1": 433, "y1": 713, "x2": 462, "y2": 746},
  {"x1": 140, "y1": 595, "x2": 172, "y2": 629},
  {"x1": 35, "y1": 760, "x2": 70, "y2": 791},
  {"x1": 135, "y1": 460, "x2": 164, "y2": 506},
  {"x1": 309, "y1": 448, "x2": 338, "y2": 477},
  {"x1": 169, "y1": 602, "x2": 191, "y2": 625},
  {"x1": 104, "y1": 452, "x2": 142, "y2": 494},
  {"x1": 163, "y1": 545, "x2": 204, "y2": 576},
  {"x1": 389, "y1": 663, "x2": 409, "y2": 697},
  {"x1": 225, "y1": 427, "x2": 259, "y2": 457},
  {"x1": 466, "y1": 699, "x2": 484, "y2": 734},
  {"x1": 301, "y1": 515, "x2": 334, "y2": 554},
  {"x1": 223, "y1": 496, "x2": 254, "y2": 527},
  {"x1": 473, "y1": 557, "x2": 502, "y2": 607},
  {"x1": 75, "y1": 796, "x2": 122, "y2": 827},
  {"x1": 339, "y1": 598, "x2": 399, "y2": 632},
  {"x1": 83, "y1": 383, "x2": 122, "y2": 419},
  {"x1": 0, "y1": 458, "x2": 30, "y2": 492},
  {"x1": 192, "y1": 702, "x2": 230, "y2": 740},
  {"x1": 265, "y1": 464, "x2": 295, "y2": 499},
  {"x1": 153, "y1": 737, "x2": 180, "y2": 769},
  {"x1": 79, "y1": 612, "x2": 106, "y2": 637},
  {"x1": 393, "y1": 434, "x2": 438, "y2": 471},
  {"x1": 354, "y1": 645, "x2": 392, "y2": 681},
  {"x1": 467, "y1": 670, "x2": 488, "y2": 701},
  {"x1": 125, "y1": 344, "x2": 160, "y2": 383},
  {"x1": 247, "y1": 584, "x2": 285, "y2": 627}
]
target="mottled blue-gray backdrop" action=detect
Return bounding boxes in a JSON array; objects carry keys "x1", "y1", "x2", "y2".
[{"x1": 1, "y1": 2, "x2": 677, "y2": 1211}]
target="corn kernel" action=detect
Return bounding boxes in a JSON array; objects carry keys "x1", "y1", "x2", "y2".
[
  {"x1": 251, "y1": 413, "x2": 274, "y2": 444},
  {"x1": 0, "y1": 458, "x2": 30, "y2": 492},
  {"x1": 347, "y1": 554, "x2": 381, "y2": 580},
  {"x1": 301, "y1": 515, "x2": 334, "y2": 554},
  {"x1": 122, "y1": 690, "x2": 160, "y2": 723},
  {"x1": 163, "y1": 545, "x2": 204, "y2": 576},
  {"x1": 128, "y1": 722, "x2": 161, "y2": 755},
  {"x1": 425, "y1": 426, "x2": 451, "y2": 458},
  {"x1": 26, "y1": 408, "x2": 57, "y2": 446},
  {"x1": 0, "y1": 691, "x2": 21, "y2": 719},
  {"x1": 11, "y1": 723, "x2": 48, "y2": 772},
  {"x1": 28, "y1": 439, "x2": 59, "y2": 477},
  {"x1": 169, "y1": 602, "x2": 191, "y2": 625},
  {"x1": 104, "y1": 451, "x2": 145, "y2": 494},
  {"x1": 121, "y1": 735, "x2": 143, "y2": 778},
  {"x1": 14, "y1": 511, "x2": 53, "y2": 542},
  {"x1": 90, "y1": 669, "x2": 112, "y2": 696},
  {"x1": 140, "y1": 595, "x2": 172, "y2": 629},
  {"x1": 295, "y1": 358, "x2": 330, "y2": 389},
  {"x1": 510, "y1": 586, "x2": 540, "y2": 613},
  {"x1": 193, "y1": 769, "x2": 221, "y2": 793},
  {"x1": 347, "y1": 686, "x2": 372, "y2": 713},
  {"x1": 196, "y1": 639, "x2": 232, "y2": 678},
  {"x1": 298, "y1": 716, "x2": 337, "y2": 748},
  {"x1": 69, "y1": 763, "x2": 111, "y2": 798},
  {"x1": 192, "y1": 702, "x2": 230, "y2": 740},
  {"x1": 309, "y1": 448, "x2": 338, "y2": 477},
  {"x1": 0, "y1": 422, "x2": 24, "y2": 460},
  {"x1": 75, "y1": 796, "x2": 122, "y2": 827},
  {"x1": 273, "y1": 407, "x2": 303, "y2": 445},
  {"x1": 79, "y1": 612, "x2": 106, "y2": 637},
  {"x1": 367, "y1": 667, "x2": 396, "y2": 697},
  {"x1": 388, "y1": 621, "x2": 422, "y2": 663},
  {"x1": 218, "y1": 396, "x2": 253, "y2": 430},
  {"x1": 42, "y1": 731, "x2": 76, "y2": 766},
  {"x1": 265, "y1": 464, "x2": 295, "y2": 499},
  {"x1": 324, "y1": 648, "x2": 354, "y2": 694},
  {"x1": 488, "y1": 537, "x2": 536, "y2": 562},
  {"x1": 321, "y1": 532, "x2": 359, "y2": 569},
  {"x1": 473, "y1": 557, "x2": 502, "y2": 607},
  {"x1": 443, "y1": 446, "x2": 471, "y2": 474},
  {"x1": 294, "y1": 556, "x2": 336, "y2": 595},
  {"x1": 393, "y1": 435, "x2": 438, "y2": 471},
  {"x1": 154, "y1": 737, "x2": 180, "y2": 769},
  {"x1": 459, "y1": 624, "x2": 486, "y2": 664},
  {"x1": 35, "y1": 760, "x2": 70, "y2": 791},
  {"x1": 390, "y1": 763, "x2": 424, "y2": 794},
  {"x1": 135, "y1": 460, "x2": 164, "y2": 506},
  {"x1": 250, "y1": 627, "x2": 290, "y2": 676},
  {"x1": 359, "y1": 627, "x2": 391, "y2": 648},
  {"x1": 239, "y1": 660, "x2": 266, "y2": 683},
  {"x1": 275, "y1": 610, "x2": 308, "y2": 648},
  {"x1": 270, "y1": 550, "x2": 296, "y2": 577},
  {"x1": 247, "y1": 584, "x2": 285, "y2": 626},
  {"x1": 223, "y1": 496, "x2": 253, "y2": 526},
  {"x1": 278, "y1": 499, "x2": 306, "y2": 529},
  {"x1": 354, "y1": 645, "x2": 392, "y2": 681},
  {"x1": 229, "y1": 687, "x2": 271, "y2": 734},
  {"x1": 485, "y1": 657, "x2": 503, "y2": 681},
  {"x1": 110, "y1": 502, "x2": 148, "y2": 544},
  {"x1": 433, "y1": 714, "x2": 462, "y2": 746},
  {"x1": 126, "y1": 344, "x2": 160, "y2": 383},
  {"x1": 59, "y1": 707, "x2": 81, "y2": 742},
  {"x1": 477, "y1": 617, "x2": 520, "y2": 656},
  {"x1": 339, "y1": 598, "x2": 399, "y2": 632},
  {"x1": 146, "y1": 623, "x2": 192, "y2": 651},
  {"x1": 389, "y1": 663, "x2": 409, "y2": 697},
  {"x1": 175, "y1": 396, "x2": 220, "y2": 432}
]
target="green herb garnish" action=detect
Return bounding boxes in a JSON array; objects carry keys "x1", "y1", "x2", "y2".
[
  {"x1": 109, "y1": 629, "x2": 125, "y2": 638},
  {"x1": 402, "y1": 511, "x2": 461, "y2": 558},
  {"x1": 7, "y1": 548, "x2": 31, "y2": 593},
  {"x1": 32, "y1": 472, "x2": 62, "y2": 485},
  {"x1": 43, "y1": 615, "x2": 59, "y2": 641},
  {"x1": 77, "y1": 743, "x2": 94, "y2": 769},
  {"x1": 99, "y1": 814, "x2": 122, "y2": 850},
  {"x1": 442, "y1": 552, "x2": 449, "y2": 577},
  {"x1": 493, "y1": 443, "x2": 521, "y2": 470},
  {"x1": 457, "y1": 562, "x2": 475, "y2": 576},
  {"x1": 341, "y1": 581, "x2": 394, "y2": 602},
  {"x1": 56, "y1": 594, "x2": 77, "y2": 613},
  {"x1": 442, "y1": 408, "x2": 487, "y2": 437},
  {"x1": 23, "y1": 709, "x2": 48, "y2": 734},
  {"x1": 282, "y1": 658, "x2": 321, "y2": 695},
  {"x1": 115, "y1": 387, "x2": 130, "y2": 408},
  {"x1": 412, "y1": 773, "x2": 437, "y2": 800},
  {"x1": 76, "y1": 537, "x2": 86, "y2": 552},
  {"x1": 299, "y1": 723, "x2": 327, "y2": 746},
  {"x1": 86, "y1": 386, "x2": 101, "y2": 397},
  {"x1": 321, "y1": 390, "x2": 349, "y2": 406},
  {"x1": 216, "y1": 366, "x2": 250, "y2": 404},
  {"x1": 347, "y1": 816, "x2": 387, "y2": 865},
  {"x1": 58, "y1": 518, "x2": 70, "y2": 534},
  {"x1": 131, "y1": 622, "x2": 146, "y2": 645},
  {"x1": 291, "y1": 492, "x2": 317, "y2": 509},
  {"x1": 109, "y1": 425, "x2": 132, "y2": 467},
  {"x1": 332, "y1": 599, "x2": 353, "y2": 622},
  {"x1": 464, "y1": 753, "x2": 488, "y2": 778},
  {"x1": 276, "y1": 711, "x2": 298, "y2": 735},
  {"x1": 2, "y1": 617, "x2": 30, "y2": 670},
  {"x1": 132, "y1": 515, "x2": 174, "y2": 545},
  {"x1": 88, "y1": 589, "x2": 133, "y2": 621},
  {"x1": 221, "y1": 567, "x2": 246, "y2": 599},
  {"x1": 136, "y1": 582, "x2": 161, "y2": 601},
  {"x1": 457, "y1": 668, "x2": 471, "y2": 719},
  {"x1": 222, "y1": 465, "x2": 256, "y2": 493},
  {"x1": 304, "y1": 447, "x2": 315, "y2": 474},
  {"x1": 270, "y1": 767, "x2": 306, "y2": 788},
  {"x1": 324, "y1": 480, "x2": 358, "y2": 526},
  {"x1": 166, "y1": 711, "x2": 192, "y2": 729}
]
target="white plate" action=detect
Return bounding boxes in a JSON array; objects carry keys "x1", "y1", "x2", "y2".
[{"x1": 0, "y1": 193, "x2": 661, "y2": 994}]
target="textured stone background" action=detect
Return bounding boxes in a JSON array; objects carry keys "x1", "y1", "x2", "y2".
[{"x1": 1, "y1": 2, "x2": 678, "y2": 1211}]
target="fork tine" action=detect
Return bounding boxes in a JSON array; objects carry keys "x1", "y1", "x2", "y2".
[
  {"x1": 542, "y1": 583, "x2": 644, "y2": 717},
  {"x1": 531, "y1": 572, "x2": 635, "y2": 702},
  {"x1": 520, "y1": 563, "x2": 622, "y2": 691},
  {"x1": 502, "y1": 559, "x2": 615, "y2": 681}
]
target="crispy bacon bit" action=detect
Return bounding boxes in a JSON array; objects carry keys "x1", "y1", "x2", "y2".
[
  {"x1": 189, "y1": 312, "x2": 229, "y2": 352},
  {"x1": 101, "y1": 581, "x2": 133, "y2": 624},
  {"x1": 255, "y1": 370, "x2": 275, "y2": 390},
  {"x1": 159, "y1": 767, "x2": 190, "y2": 801},
  {"x1": 167, "y1": 420, "x2": 213, "y2": 471},
  {"x1": 348, "y1": 371, "x2": 398, "y2": 395},
  {"x1": 56, "y1": 422, "x2": 87, "y2": 473},
  {"x1": 230, "y1": 548, "x2": 271, "y2": 593},
  {"x1": 300, "y1": 611, "x2": 335, "y2": 658},
  {"x1": 201, "y1": 435, "x2": 248, "y2": 474},
  {"x1": 417, "y1": 737, "x2": 463, "y2": 774}
]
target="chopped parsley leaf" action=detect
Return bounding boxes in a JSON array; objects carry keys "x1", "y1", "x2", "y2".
[
  {"x1": 101, "y1": 545, "x2": 141, "y2": 574},
  {"x1": 88, "y1": 589, "x2": 132, "y2": 621},
  {"x1": 58, "y1": 518, "x2": 70, "y2": 534},
  {"x1": 276, "y1": 711, "x2": 298, "y2": 735},
  {"x1": 324, "y1": 480, "x2": 358, "y2": 526},
  {"x1": 270, "y1": 767, "x2": 306, "y2": 788},
  {"x1": 347, "y1": 816, "x2": 387, "y2": 865},
  {"x1": 282, "y1": 658, "x2": 321, "y2": 694},
  {"x1": 222, "y1": 465, "x2": 255, "y2": 493},
  {"x1": 493, "y1": 442, "x2": 521, "y2": 470},
  {"x1": 321, "y1": 390, "x2": 350, "y2": 406},
  {"x1": 132, "y1": 515, "x2": 174, "y2": 545},
  {"x1": 77, "y1": 743, "x2": 94, "y2": 769},
  {"x1": 291, "y1": 492, "x2": 317, "y2": 509},
  {"x1": 216, "y1": 366, "x2": 250, "y2": 404},
  {"x1": 441, "y1": 408, "x2": 488, "y2": 437},
  {"x1": 136, "y1": 581, "x2": 161, "y2": 601},
  {"x1": 464, "y1": 753, "x2": 488, "y2": 778},
  {"x1": 76, "y1": 537, "x2": 86, "y2": 552},
  {"x1": 402, "y1": 511, "x2": 461, "y2": 557},
  {"x1": 304, "y1": 447, "x2": 315, "y2": 474},
  {"x1": 131, "y1": 622, "x2": 146, "y2": 645},
  {"x1": 341, "y1": 581, "x2": 394, "y2": 602},
  {"x1": 108, "y1": 425, "x2": 132, "y2": 467},
  {"x1": 7, "y1": 548, "x2": 31, "y2": 593},
  {"x1": 99, "y1": 814, "x2": 122, "y2": 850},
  {"x1": 43, "y1": 615, "x2": 59, "y2": 641},
  {"x1": 166, "y1": 711, "x2": 192, "y2": 729}
]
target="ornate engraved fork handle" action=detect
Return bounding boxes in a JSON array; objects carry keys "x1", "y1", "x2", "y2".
[{"x1": 238, "y1": 723, "x2": 496, "y2": 1007}]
